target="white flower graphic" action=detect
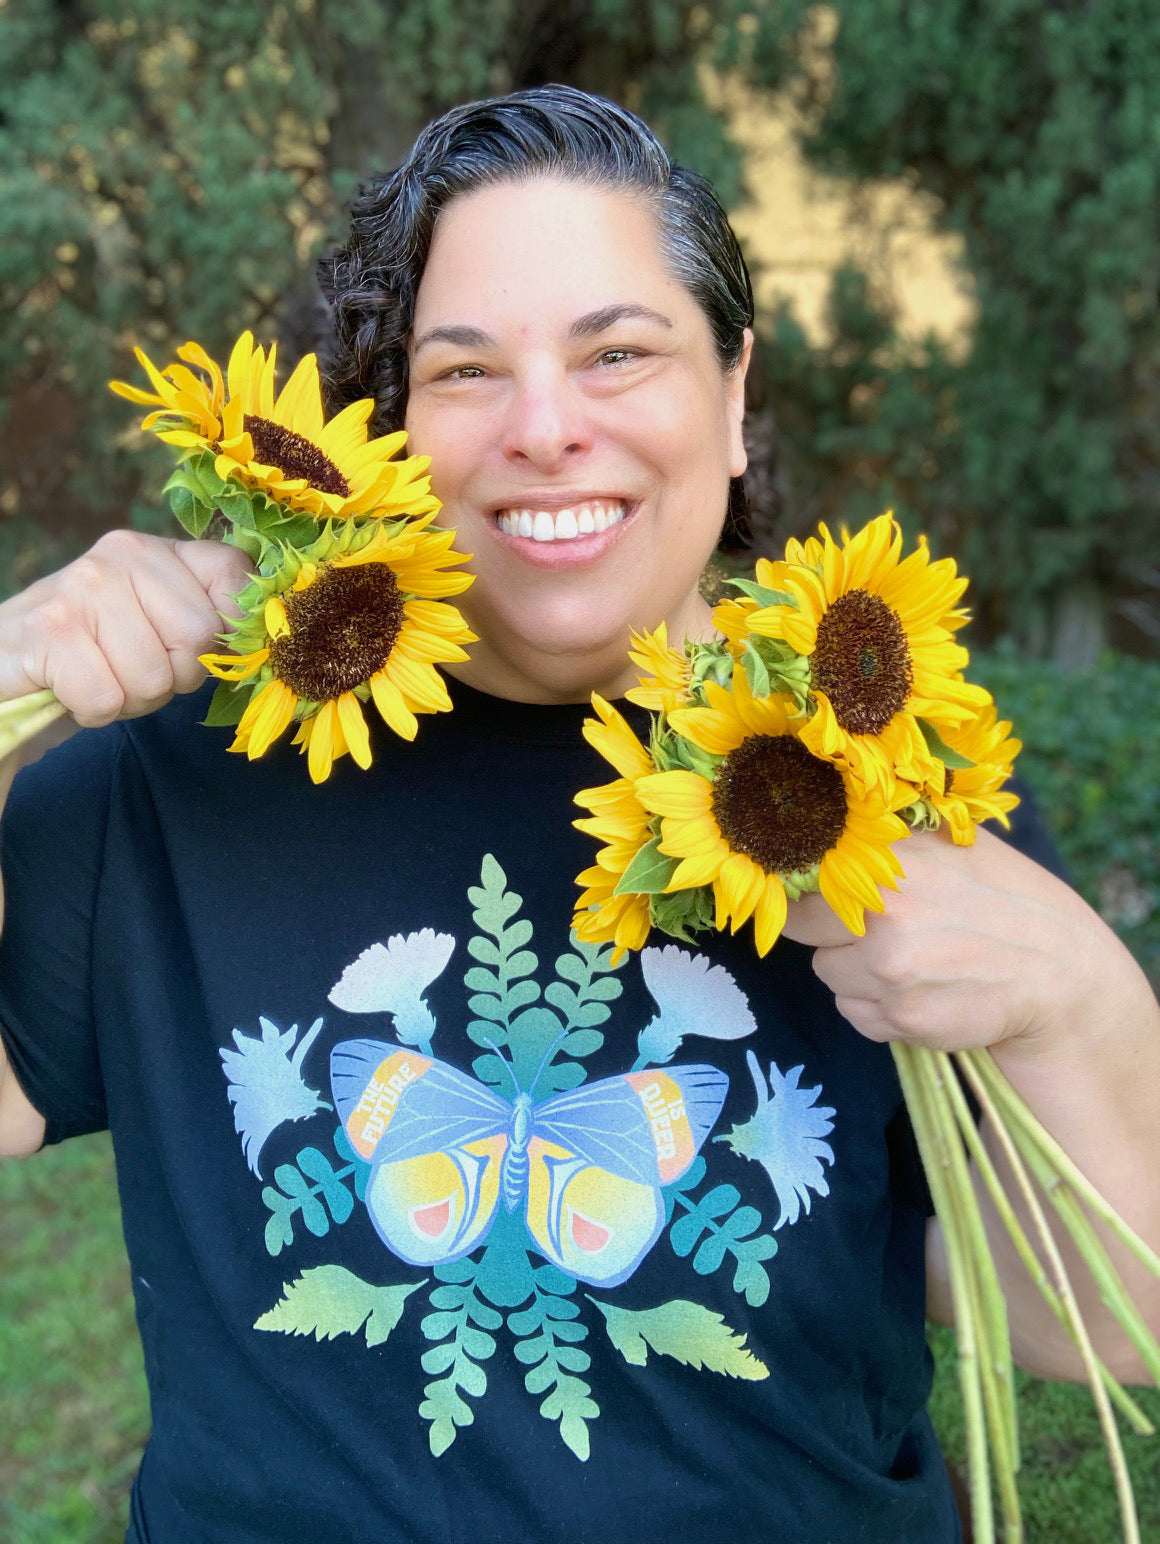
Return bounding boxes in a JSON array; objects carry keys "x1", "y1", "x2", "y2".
[
  {"x1": 220, "y1": 1016, "x2": 329, "y2": 1178},
  {"x1": 719, "y1": 1050, "x2": 836, "y2": 1229},
  {"x1": 635, "y1": 945, "x2": 756, "y2": 1068},
  {"x1": 328, "y1": 929, "x2": 455, "y2": 1052}
]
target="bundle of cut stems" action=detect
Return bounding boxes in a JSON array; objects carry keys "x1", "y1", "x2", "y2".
[
  {"x1": 0, "y1": 690, "x2": 67, "y2": 762},
  {"x1": 895, "y1": 1041, "x2": 1160, "y2": 1544}
]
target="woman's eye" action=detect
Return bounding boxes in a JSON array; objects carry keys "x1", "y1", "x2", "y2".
[
  {"x1": 441, "y1": 364, "x2": 486, "y2": 381},
  {"x1": 595, "y1": 348, "x2": 639, "y2": 368}
]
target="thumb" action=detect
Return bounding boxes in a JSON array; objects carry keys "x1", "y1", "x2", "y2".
[{"x1": 174, "y1": 538, "x2": 255, "y2": 621}]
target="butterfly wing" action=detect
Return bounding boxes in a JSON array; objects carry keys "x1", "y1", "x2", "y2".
[
  {"x1": 330, "y1": 1039, "x2": 510, "y2": 1266},
  {"x1": 524, "y1": 1064, "x2": 728, "y2": 1288}
]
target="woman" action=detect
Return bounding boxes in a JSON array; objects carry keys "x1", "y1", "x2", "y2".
[{"x1": 0, "y1": 87, "x2": 1155, "y2": 1544}]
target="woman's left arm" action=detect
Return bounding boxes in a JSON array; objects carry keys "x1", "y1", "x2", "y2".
[{"x1": 781, "y1": 827, "x2": 1160, "y2": 1383}]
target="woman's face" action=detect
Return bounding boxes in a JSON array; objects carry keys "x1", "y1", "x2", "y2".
[{"x1": 404, "y1": 177, "x2": 751, "y2": 702}]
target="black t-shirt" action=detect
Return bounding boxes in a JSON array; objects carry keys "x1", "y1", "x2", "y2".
[{"x1": 0, "y1": 678, "x2": 1056, "y2": 1543}]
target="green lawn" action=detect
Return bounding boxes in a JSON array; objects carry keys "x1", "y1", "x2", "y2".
[{"x1": 2, "y1": 1132, "x2": 1158, "y2": 1542}]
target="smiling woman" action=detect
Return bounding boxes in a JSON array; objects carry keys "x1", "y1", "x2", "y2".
[
  {"x1": 319, "y1": 95, "x2": 754, "y2": 702},
  {"x1": 1, "y1": 83, "x2": 1157, "y2": 1544}
]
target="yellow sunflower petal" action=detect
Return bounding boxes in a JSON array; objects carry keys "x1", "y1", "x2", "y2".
[
  {"x1": 307, "y1": 699, "x2": 339, "y2": 783},
  {"x1": 370, "y1": 672, "x2": 418, "y2": 740},
  {"x1": 636, "y1": 770, "x2": 714, "y2": 819},
  {"x1": 236, "y1": 678, "x2": 297, "y2": 760},
  {"x1": 752, "y1": 877, "x2": 789, "y2": 956},
  {"x1": 199, "y1": 647, "x2": 270, "y2": 681},
  {"x1": 336, "y1": 691, "x2": 373, "y2": 770}
]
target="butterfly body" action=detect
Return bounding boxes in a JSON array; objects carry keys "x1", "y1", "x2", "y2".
[
  {"x1": 331, "y1": 1040, "x2": 727, "y2": 1288},
  {"x1": 501, "y1": 1093, "x2": 534, "y2": 1213}
]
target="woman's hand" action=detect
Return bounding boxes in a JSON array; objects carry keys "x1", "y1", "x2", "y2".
[
  {"x1": 781, "y1": 826, "x2": 1118, "y2": 1059},
  {"x1": 0, "y1": 530, "x2": 252, "y2": 731}
]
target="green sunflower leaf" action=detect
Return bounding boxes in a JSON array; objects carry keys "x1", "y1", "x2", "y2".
[
  {"x1": 669, "y1": 737, "x2": 720, "y2": 779},
  {"x1": 918, "y1": 720, "x2": 977, "y2": 771},
  {"x1": 741, "y1": 641, "x2": 770, "y2": 698},
  {"x1": 188, "y1": 452, "x2": 226, "y2": 499},
  {"x1": 613, "y1": 836, "x2": 679, "y2": 896},
  {"x1": 649, "y1": 885, "x2": 714, "y2": 943},
  {"x1": 202, "y1": 681, "x2": 249, "y2": 728},
  {"x1": 727, "y1": 578, "x2": 795, "y2": 608},
  {"x1": 167, "y1": 484, "x2": 213, "y2": 539}
]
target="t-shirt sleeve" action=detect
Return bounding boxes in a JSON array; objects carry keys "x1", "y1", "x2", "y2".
[{"x1": 0, "y1": 725, "x2": 122, "y2": 1145}]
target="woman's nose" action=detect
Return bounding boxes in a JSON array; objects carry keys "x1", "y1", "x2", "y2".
[{"x1": 500, "y1": 367, "x2": 593, "y2": 471}]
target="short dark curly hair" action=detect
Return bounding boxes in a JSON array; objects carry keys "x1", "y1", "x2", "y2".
[{"x1": 317, "y1": 84, "x2": 754, "y2": 544}]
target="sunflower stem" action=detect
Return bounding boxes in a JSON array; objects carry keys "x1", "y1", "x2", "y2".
[
  {"x1": 929, "y1": 1052, "x2": 1021, "y2": 1477},
  {"x1": 915, "y1": 1050, "x2": 1022, "y2": 1536},
  {"x1": 0, "y1": 691, "x2": 67, "y2": 759},
  {"x1": 962, "y1": 1049, "x2": 1160, "y2": 1282},
  {"x1": 892, "y1": 1044, "x2": 995, "y2": 1544},
  {"x1": 955, "y1": 1052, "x2": 1142, "y2": 1544},
  {"x1": 939, "y1": 1050, "x2": 1154, "y2": 1437},
  {"x1": 1013, "y1": 1141, "x2": 1160, "y2": 1387}
]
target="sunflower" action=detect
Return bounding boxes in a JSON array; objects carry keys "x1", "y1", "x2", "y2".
[
  {"x1": 572, "y1": 696, "x2": 656, "y2": 960},
  {"x1": 111, "y1": 332, "x2": 439, "y2": 522},
  {"x1": 200, "y1": 518, "x2": 475, "y2": 783},
  {"x1": 740, "y1": 513, "x2": 990, "y2": 799},
  {"x1": 624, "y1": 622, "x2": 690, "y2": 714},
  {"x1": 636, "y1": 668, "x2": 909, "y2": 951},
  {"x1": 905, "y1": 703, "x2": 1022, "y2": 845},
  {"x1": 712, "y1": 541, "x2": 824, "y2": 654}
]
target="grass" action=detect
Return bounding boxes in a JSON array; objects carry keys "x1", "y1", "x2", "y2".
[
  {"x1": 2, "y1": 1134, "x2": 1158, "y2": 1542},
  {"x1": 0, "y1": 1134, "x2": 148, "y2": 1544}
]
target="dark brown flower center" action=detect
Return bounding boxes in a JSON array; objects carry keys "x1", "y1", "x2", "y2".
[
  {"x1": 244, "y1": 413, "x2": 351, "y2": 497},
  {"x1": 943, "y1": 768, "x2": 956, "y2": 795},
  {"x1": 711, "y1": 735, "x2": 848, "y2": 874},
  {"x1": 811, "y1": 588, "x2": 912, "y2": 735},
  {"x1": 270, "y1": 564, "x2": 403, "y2": 701}
]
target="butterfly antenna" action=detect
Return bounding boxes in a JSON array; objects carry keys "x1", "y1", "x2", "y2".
[
  {"x1": 527, "y1": 1029, "x2": 572, "y2": 1100},
  {"x1": 480, "y1": 1036, "x2": 520, "y2": 1098}
]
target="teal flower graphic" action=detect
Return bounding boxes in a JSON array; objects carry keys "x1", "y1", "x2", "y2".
[
  {"x1": 634, "y1": 944, "x2": 756, "y2": 1069},
  {"x1": 220, "y1": 1015, "x2": 330, "y2": 1177},
  {"x1": 718, "y1": 1050, "x2": 835, "y2": 1229}
]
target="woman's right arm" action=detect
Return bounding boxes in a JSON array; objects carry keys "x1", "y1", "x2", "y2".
[{"x1": 0, "y1": 530, "x2": 252, "y2": 1156}]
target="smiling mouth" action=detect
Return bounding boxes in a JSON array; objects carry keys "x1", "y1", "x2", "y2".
[{"x1": 495, "y1": 498, "x2": 630, "y2": 543}]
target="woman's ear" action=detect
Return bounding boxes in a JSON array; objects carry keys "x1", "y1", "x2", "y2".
[{"x1": 727, "y1": 328, "x2": 754, "y2": 479}]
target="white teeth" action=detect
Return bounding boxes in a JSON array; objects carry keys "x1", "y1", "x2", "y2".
[{"x1": 498, "y1": 499, "x2": 627, "y2": 542}]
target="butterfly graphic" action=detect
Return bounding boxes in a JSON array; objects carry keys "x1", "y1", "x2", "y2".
[{"x1": 331, "y1": 1037, "x2": 728, "y2": 1288}]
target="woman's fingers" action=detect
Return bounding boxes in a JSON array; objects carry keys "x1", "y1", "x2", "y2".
[{"x1": 0, "y1": 530, "x2": 253, "y2": 726}]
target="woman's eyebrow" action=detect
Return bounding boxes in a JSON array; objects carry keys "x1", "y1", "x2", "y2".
[
  {"x1": 411, "y1": 303, "x2": 673, "y2": 356},
  {"x1": 569, "y1": 303, "x2": 673, "y2": 338},
  {"x1": 412, "y1": 323, "x2": 493, "y2": 355}
]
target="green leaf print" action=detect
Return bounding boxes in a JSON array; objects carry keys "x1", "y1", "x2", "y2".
[
  {"x1": 586, "y1": 1298, "x2": 769, "y2": 1380},
  {"x1": 419, "y1": 1262, "x2": 498, "y2": 1457},
  {"x1": 261, "y1": 1141, "x2": 363, "y2": 1256},
  {"x1": 255, "y1": 1266, "x2": 423, "y2": 1347},
  {"x1": 463, "y1": 859, "x2": 628, "y2": 1094},
  {"x1": 508, "y1": 1265, "x2": 598, "y2": 1461},
  {"x1": 463, "y1": 855, "x2": 545, "y2": 1084},
  {"x1": 664, "y1": 1159, "x2": 778, "y2": 1309}
]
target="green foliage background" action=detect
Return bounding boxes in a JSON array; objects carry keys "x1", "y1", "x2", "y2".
[{"x1": 1, "y1": 1, "x2": 1157, "y2": 1539}]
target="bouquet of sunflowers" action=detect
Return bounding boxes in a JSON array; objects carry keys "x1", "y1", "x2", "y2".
[
  {"x1": 0, "y1": 333, "x2": 475, "y2": 782},
  {"x1": 572, "y1": 516, "x2": 1160, "y2": 1544}
]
